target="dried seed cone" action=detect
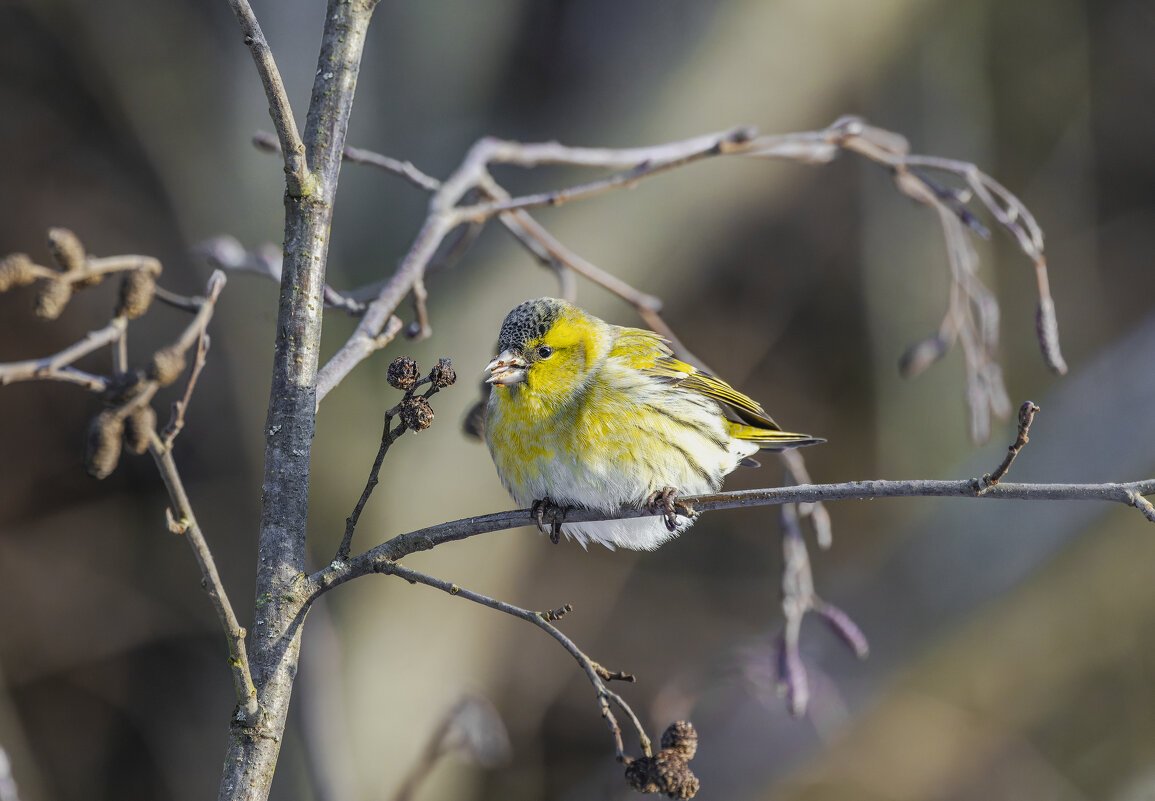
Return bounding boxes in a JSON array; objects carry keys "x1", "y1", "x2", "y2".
[
  {"x1": 625, "y1": 757, "x2": 661, "y2": 794},
  {"x1": 47, "y1": 227, "x2": 85, "y2": 272},
  {"x1": 624, "y1": 753, "x2": 699, "y2": 799},
  {"x1": 86, "y1": 410, "x2": 124, "y2": 479},
  {"x1": 430, "y1": 358, "x2": 456, "y2": 388},
  {"x1": 649, "y1": 751, "x2": 699, "y2": 800},
  {"x1": 660, "y1": 721, "x2": 698, "y2": 760},
  {"x1": 123, "y1": 405, "x2": 156, "y2": 455},
  {"x1": 399, "y1": 395, "x2": 434, "y2": 431},
  {"x1": 34, "y1": 278, "x2": 72, "y2": 319},
  {"x1": 387, "y1": 356, "x2": 420, "y2": 391},
  {"x1": 117, "y1": 269, "x2": 156, "y2": 319},
  {"x1": 0, "y1": 253, "x2": 37, "y2": 292},
  {"x1": 149, "y1": 346, "x2": 187, "y2": 387}
]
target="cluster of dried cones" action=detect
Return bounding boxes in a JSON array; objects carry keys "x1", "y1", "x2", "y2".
[
  {"x1": 0, "y1": 228, "x2": 160, "y2": 321},
  {"x1": 0, "y1": 229, "x2": 205, "y2": 479}
]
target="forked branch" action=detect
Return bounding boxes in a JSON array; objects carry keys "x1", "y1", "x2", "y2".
[{"x1": 375, "y1": 561, "x2": 651, "y2": 763}]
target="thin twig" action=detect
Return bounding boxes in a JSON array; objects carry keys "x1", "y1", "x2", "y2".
[
  {"x1": 162, "y1": 328, "x2": 212, "y2": 448},
  {"x1": 336, "y1": 416, "x2": 406, "y2": 562},
  {"x1": 315, "y1": 315, "x2": 404, "y2": 407},
  {"x1": 0, "y1": 319, "x2": 125, "y2": 391},
  {"x1": 408, "y1": 276, "x2": 431, "y2": 339},
  {"x1": 451, "y1": 127, "x2": 759, "y2": 224},
  {"x1": 132, "y1": 270, "x2": 257, "y2": 717},
  {"x1": 779, "y1": 449, "x2": 833, "y2": 550},
  {"x1": 150, "y1": 429, "x2": 259, "y2": 722},
  {"x1": 335, "y1": 367, "x2": 451, "y2": 561},
  {"x1": 309, "y1": 477, "x2": 1155, "y2": 594},
  {"x1": 154, "y1": 285, "x2": 206, "y2": 312},
  {"x1": 388, "y1": 695, "x2": 509, "y2": 801},
  {"x1": 776, "y1": 503, "x2": 868, "y2": 717},
  {"x1": 376, "y1": 561, "x2": 650, "y2": 761},
  {"x1": 294, "y1": 118, "x2": 1059, "y2": 443},
  {"x1": 226, "y1": 1, "x2": 310, "y2": 194},
  {"x1": 254, "y1": 131, "x2": 440, "y2": 192},
  {"x1": 981, "y1": 401, "x2": 1040, "y2": 491},
  {"x1": 1129, "y1": 492, "x2": 1155, "y2": 523}
]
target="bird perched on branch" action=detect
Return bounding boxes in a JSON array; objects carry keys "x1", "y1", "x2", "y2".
[{"x1": 484, "y1": 298, "x2": 822, "y2": 550}]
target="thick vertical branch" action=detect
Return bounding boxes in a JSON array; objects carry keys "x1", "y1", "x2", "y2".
[{"x1": 218, "y1": 2, "x2": 380, "y2": 800}]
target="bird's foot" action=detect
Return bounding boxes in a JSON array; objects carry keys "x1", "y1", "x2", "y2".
[
  {"x1": 645, "y1": 487, "x2": 693, "y2": 533},
  {"x1": 532, "y1": 497, "x2": 570, "y2": 544}
]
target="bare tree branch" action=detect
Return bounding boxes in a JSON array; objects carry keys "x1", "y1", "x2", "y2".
[
  {"x1": 335, "y1": 358, "x2": 454, "y2": 562},
  {"x1": 0, "y1": 319, "x2": 123, "y2": 391},
  {"x1": 775, "y1": 502, "x2": 868, "y2": 718},
  {"x1": 273, "y1": 116, "x2": 1061, "y2": 447},
  {"x1": 218, "y1": 1, "x2": 383, "y2": 799},
  {"x1": 151, "y1": 428, "x2": 259, "y2": 722},
  {"x1": 374, "y1": 561, "x2": 651, "y2": 763},
  {"x1": 311, "y1": 476, "x2": 1155, "y2": 594},
  {"x1": 980, "y1": 401, "x2": 1040, "y2": 490},
  {"x1": 225, "y1": 0, "x2": 310, "y2": 194}
]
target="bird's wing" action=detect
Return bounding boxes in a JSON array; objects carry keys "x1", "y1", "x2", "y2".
[
  {"x1": 610, "y1": 326, "x2": 823, "y2": 451},
  {"x1": 610, "y1": 327, "x2": 780, "y2": 429}
]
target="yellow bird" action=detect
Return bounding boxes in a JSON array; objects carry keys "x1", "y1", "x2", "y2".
[{"x1": 484, "y1": 298, "x2": 822, "y2": 550}]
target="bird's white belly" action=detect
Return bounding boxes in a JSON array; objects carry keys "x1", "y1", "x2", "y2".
[{"x1": 488, "y1": 382, "x2": 755, "y2": 550}]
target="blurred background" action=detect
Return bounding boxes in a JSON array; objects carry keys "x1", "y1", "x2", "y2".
[{"x1": 2, "y1": 0, "x2": 1155, "y2": 799}]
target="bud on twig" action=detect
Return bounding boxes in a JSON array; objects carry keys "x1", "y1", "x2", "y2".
[
  {"x1": 117, "y1": 269, "x2": 157, "y2": 319},
  {"x1": 0, "y1": 253, "x2": 37, "y2": 292},
  {"x1": 387, "y1": 356, "x2": 420, "y2": 391},
  {"x1": 34, "y1": 278, "x2": 72, "y2": 319},
  {"x1": 85, "y1": 410, "x2": 124, "y2": 479}
]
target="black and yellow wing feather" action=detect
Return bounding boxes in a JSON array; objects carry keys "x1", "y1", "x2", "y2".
[{"x1": 611, "y1": 327, "x2": 823, "y2": 452}]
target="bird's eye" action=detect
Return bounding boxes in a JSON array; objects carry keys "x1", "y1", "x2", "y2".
[{"x1": 537, "y1": 345, "x2": 554, "y2": 359}]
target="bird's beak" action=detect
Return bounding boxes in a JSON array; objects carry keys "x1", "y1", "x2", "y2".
[{"x1": 485, "y1": 349, "x2": 528, "y2": 386}]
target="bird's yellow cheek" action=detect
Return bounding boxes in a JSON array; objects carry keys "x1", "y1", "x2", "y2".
[{"x1": 521, "y1": 336, "x2": 588, "y2": 399}]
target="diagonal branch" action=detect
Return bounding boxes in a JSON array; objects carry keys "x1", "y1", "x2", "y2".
[
  {"x1": 225, "y1": 0, "x2": 310, "y2": 194},
  {"x1": 151, "y1": 430, "x2": 259, "y2": 722},
  {"x1": 0, "y1": 319, "x2": 124, "y2": 391},
  {"x1": 374, "y1": 561, "x2": 650, "y2": 762}
]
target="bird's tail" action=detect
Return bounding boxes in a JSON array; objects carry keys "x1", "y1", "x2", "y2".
[{"x1": 727, "y1": 422, "x2": 824, "y2": 452}]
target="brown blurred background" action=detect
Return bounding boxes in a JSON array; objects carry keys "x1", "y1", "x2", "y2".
[{"x1": 2, "y1": 0, "x2": 1155, "y2": 799}]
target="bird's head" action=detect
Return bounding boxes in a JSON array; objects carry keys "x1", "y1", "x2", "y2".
[{"x1": 485, "y1": 298, "x2": 606, "y2": 403}]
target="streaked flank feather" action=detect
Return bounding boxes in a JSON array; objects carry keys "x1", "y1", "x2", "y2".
[{"x1": 484, "y1": 298, "x2": 822, "y2": 550}]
